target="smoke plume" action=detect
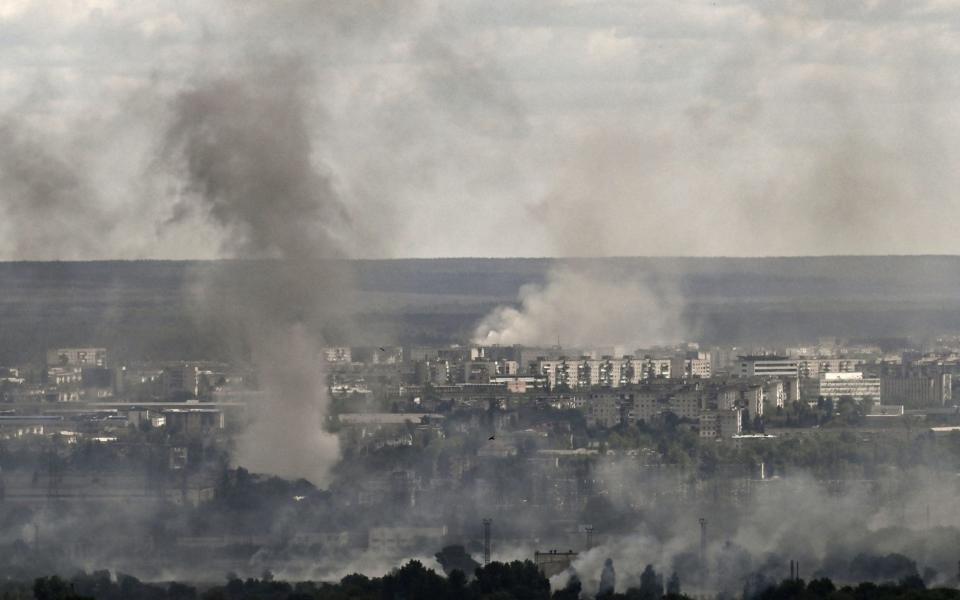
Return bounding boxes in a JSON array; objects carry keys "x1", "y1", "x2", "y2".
[
  {"x1": 0, "y1": 119, "x2": 108, "y2": 260},
  {"x1": 160, "y1": 56, "x2": 353, "y2": 484},
  {"x1": 472, "y1": 265, "x2": 684, "y2": 348}
]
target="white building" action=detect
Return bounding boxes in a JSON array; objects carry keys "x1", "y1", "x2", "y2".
[
  {"x1": 47, "y1": 348, "x2": 107, "y2": 368},
  {"x1": 817, "y1": 372, "x2": 881, "y2": 403},
  {"x1": 536, "y1": 356, "x2": 670, "y2": 389},
  {"x1": 737, "y1": 356, "x2": 799, "y2": 378},
  {"x1": 323, "y1": 347, "x2": 352, "y2": 363},
  {"x1": 796, "y1": 357, "x2": 864, "y2": 378}
]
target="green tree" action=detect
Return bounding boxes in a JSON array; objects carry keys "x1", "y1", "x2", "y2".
[
  {"x1": 472, "y1": 560, "x2": 551, "y2": 600},
  {"x1": 382, "y1": 560, "x2": 448, "y2": 600},
  {"x1": 33, "y1": 577, "x2": 91, "y2": 600}
]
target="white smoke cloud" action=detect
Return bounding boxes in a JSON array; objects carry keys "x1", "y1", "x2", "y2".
[
  {"x1": 472, "y1": 266, "x2": 684, "y2": 348},
  {"x1": 560, "y1": 468, "x2": 960, "y2": 595}
]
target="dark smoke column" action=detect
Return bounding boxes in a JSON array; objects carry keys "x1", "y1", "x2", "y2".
[{"x1": 162, "y1": 63, "x2": 352, "y2": 485}]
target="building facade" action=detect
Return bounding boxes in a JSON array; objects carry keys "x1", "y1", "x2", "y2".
[
  {"x1": 817, "y1": 372, "x2": 881, "y2": 403},
  {"x1": 737, "y1": 356, "x2": 799, "y2": 378}
]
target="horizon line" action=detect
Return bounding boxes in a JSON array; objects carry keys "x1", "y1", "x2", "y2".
[{"x1": 0, "y1": 253, "x2": 959, "y2": 263}]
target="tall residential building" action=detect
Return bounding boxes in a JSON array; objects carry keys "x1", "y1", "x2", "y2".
[
  {"x1": 582, "y1": 391, "x2": 631, "y2": 428},
  {"x1": 743, "y1": 385, "x2": 764, "y2": 419},
  {"x1": 535, "y1": 356, "x2": 671, "y2": 389},
  {"x1": 671, "y1": 353, "x2": 712, "y2": 379},
  {"x1": 630, "y1": 387, "x2": 702, "y2": 422},
  {"x1": 699, "y1": 410, "x2": 742, "y2": 439}
]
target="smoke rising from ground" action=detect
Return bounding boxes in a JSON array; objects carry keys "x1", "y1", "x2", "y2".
[
  {"x1": 470, "y1": 2, "x2": 952, "y2": 348},
  {"x1": 551, "y1": 468, "x2": 960, "y2": 596},
  {"x1": 472, "y1": 266, "x2": 685, "y2": 348},
  {"x1": 158, "y1": 30, "x2": 357, "y2": 483},
  {"x1": 2, "y1": 0, "x2": 960, "y2": 584},
  {"x1": 0, "y1": 0, "x2": 537, "y2": 483}
]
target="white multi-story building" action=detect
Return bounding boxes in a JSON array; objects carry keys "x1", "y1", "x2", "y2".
[
  {"x1": 796, "y1": 357, "x2": 864, "y2": 378},
  {"x1": 47, "y1": 348, "x2": 107, "y2": 368},
  {"x1": 817, "y1": 372, "x2": 881, "y2": 403},
  {"x1": 671, "y1": 355, "x2": 712, "y2": 379},
  {"x1": 737, "y1": 356, "x2": 799, "y2": 378},
  {"x1": 643, "y1": 358, "x2": 672, "y2": 380},
  {"x1": 323, "y1": 347, "x2": 352, "y2": 364},
  {"x1": 536, "y1": 356, "x2": 670, "y2": 389}
]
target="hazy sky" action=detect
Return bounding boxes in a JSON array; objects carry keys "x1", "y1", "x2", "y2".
[{"x1": 1, "y1": 0, "x2": 959, "y2": 259}]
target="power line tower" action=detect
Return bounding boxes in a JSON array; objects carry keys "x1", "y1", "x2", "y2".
[{"x1": 482, "y1": 518, "x2": 492, "y2": 565}]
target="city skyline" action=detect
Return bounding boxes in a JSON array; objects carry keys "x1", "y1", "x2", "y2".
[{"x1": 1, "y1": 2, "x2": 959, "y2": 597}]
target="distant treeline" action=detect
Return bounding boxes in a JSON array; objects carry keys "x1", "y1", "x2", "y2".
[
  {"x1": 3, "y1": 256, "x2": 960, "y2": 363},
  {"x1": 10, "y1": 561, "x2": 960, "y2": 600}
]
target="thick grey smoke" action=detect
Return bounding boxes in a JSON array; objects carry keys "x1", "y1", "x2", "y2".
[
  {"x1": 163, "y1": 65, "x2": 350, "y2": 261},
  {"x1": 157, "y1": 1, "x2": 527, "y2": 483},
  {"x1": 0, "y1": 0, "x2": 533, "y2": 482},
  {"x1": 159, "y1": 55, "x2": 353, "y2": 482},
  {"x1": 0, "y1": 119, "x2": 106, "y2": 259},
  {"x1": 153, "y1": 1, "x2": 400, "y2": 484}
]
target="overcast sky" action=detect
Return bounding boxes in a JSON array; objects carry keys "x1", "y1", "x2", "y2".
[{"x1": 1, "y1": 0, "x2": 959, "y2": 260}]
